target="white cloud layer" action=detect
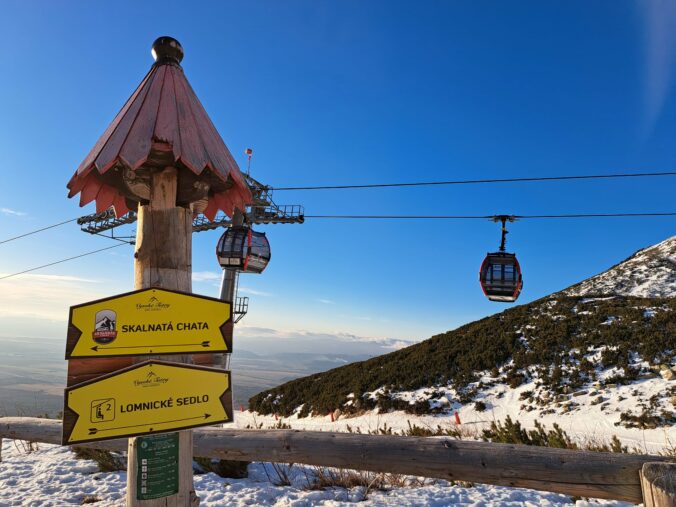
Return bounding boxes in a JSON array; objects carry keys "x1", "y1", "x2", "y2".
[
  {"x1": 236, "y1": 326, "x2": 413, "y2": 356},
  {"x1": 238, "y1": 287, "x2": 273, "y2": 297},
  {"x1": 192, "y1": 271, "x2": 221, "y2": 282}
]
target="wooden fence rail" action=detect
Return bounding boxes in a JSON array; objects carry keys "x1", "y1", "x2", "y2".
[{"x1": 1, "y1": 417, "x2": 673, "y2": 504}]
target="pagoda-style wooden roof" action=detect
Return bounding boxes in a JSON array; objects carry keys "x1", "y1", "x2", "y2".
[{"x1": 67, "y1": 37, "x2": 251, "y2": 219}]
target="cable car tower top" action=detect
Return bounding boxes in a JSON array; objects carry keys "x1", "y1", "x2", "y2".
[
  {"x1": 77, "y1": 171, "x2": 304, "y2": 238},
  {"x1": 76, "y1": 152, "x2": 304, "y2": 322}
]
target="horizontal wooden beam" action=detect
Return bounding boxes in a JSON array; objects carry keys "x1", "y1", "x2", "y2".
[{"x1": 1, "y1": 417, "x2": 671, "y2": 503}]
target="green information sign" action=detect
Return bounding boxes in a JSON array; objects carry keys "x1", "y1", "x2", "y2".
[{"x1": 136, "y1": 432, "x2": 179, "y2": 500}]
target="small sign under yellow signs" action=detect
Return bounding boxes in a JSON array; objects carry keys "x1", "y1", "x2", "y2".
[
  {"x1": 62, "y1": 361, "x2": 232, "y2": 444},
  {"x1": 136, "y1": 433, "x2": 179, "y2": 500},
  {"x1": 65, "y1": 288, "x2": 232, "y2": 358}
]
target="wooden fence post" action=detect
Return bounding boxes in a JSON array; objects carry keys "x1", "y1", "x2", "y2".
[
  {"x1": 126, "y1": 167, "x2": 197, "y2": 507},
  {"x1": 641, "y1": 462, "x2": 676, "y2": 507}
]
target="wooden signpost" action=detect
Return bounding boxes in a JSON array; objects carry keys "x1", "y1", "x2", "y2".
[{"x1": 64, "y1": 36, "x2": 253, "y2": 506}]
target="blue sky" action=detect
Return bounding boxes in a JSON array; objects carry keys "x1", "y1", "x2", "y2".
[{"x1": 0, "y1": 1, "x2": 674, "y2": 345}]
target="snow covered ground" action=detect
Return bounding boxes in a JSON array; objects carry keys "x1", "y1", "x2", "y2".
[
  {"x1": 0, "y1": 439, "x2": 634, "y2": 506},
  {"x1": 233, "y1": 371, "x2": 675, "y2": 455},
  {"x1": 1, "y1": 375, "x2": 671, "y2": 505}
]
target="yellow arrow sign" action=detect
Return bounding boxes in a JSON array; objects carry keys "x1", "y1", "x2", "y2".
[
  {"x1": 65, "y1": 288, "x2": 232, "y2": 358},
  {"x1": 62, "y1": 361, "x2": 232, "y2": 444}
]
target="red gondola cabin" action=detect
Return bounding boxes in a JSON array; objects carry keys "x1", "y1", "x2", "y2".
[{"x1": 479, "y1": 252, "x2": 523, "y2": 303}]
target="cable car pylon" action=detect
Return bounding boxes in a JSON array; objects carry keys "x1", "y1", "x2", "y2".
[{"x1": 479, "y1": 215, "x2": 523, "y2": 303}]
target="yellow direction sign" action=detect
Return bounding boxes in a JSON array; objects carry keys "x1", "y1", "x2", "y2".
[
  {"x1": 65, "y1": 288, "x2": 232, "y2": 358},
  {"x1": 62, "y1": 361, "x2": 232, "y2": 444}
]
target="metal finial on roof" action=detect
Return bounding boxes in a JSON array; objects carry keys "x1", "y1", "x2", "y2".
[{"x1": 151, "y1": 36, "x2": 184, "y2": 65}]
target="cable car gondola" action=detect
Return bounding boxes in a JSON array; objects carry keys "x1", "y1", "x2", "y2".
[
  {"x1": 479, "y1": 216, "x2": 523, "y2": 303},
  {"x1": 216, "y1": 225, "x2": 271, "y2": 274}
]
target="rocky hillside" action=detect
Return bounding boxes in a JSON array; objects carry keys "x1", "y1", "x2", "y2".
[
  {"x1": 249, "y1": 236, "x2": 676, "y2": 430},
  {"x1": 563, "y1": 236, "x2": 675, "y2": 297}
]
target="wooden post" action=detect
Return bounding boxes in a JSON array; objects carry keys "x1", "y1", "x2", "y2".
[
  {"x1": 126, "y1": 167, "x2": 197, "y2": 507},
  {"x1": 641, "y1": 462, "x2": 676, "y2": 507}
]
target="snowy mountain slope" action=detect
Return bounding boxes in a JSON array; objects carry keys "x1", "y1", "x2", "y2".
[
  {"x1": 562, "y1": 236, "x2": 676, "y2": 298},
  {"x1": 249, "y1": 236, "x2": 676, "y2": 442}
]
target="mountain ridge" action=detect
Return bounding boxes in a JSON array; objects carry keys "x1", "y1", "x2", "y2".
[{"x1": 562, "y1": 235, "x2": 675, "y2": 298}]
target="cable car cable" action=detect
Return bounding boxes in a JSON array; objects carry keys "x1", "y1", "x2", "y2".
[
  {"x1": 273, "y1": 170, "x2": 676, "y2": 191},
  {"x1": 304, "y1": 212, "x2": 676, "y2": 219},
  {"x1": 0, "y1": 217, "x2": 79, "y2": 245},
  {"x1": 513, "y1": 212, "x2": 676, "y2": 219},
  {"x1": 2, "y1": 170, "x2": 674, "y2": 245},
  {"x1": 0, "y1": 243, "x2": 129, "y2": 281}
]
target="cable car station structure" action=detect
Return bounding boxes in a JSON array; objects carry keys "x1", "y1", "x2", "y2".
[{"x1": 77, "y1": 170, "x2": 304, "y2": 321}]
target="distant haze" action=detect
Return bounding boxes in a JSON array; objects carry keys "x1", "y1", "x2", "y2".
[{"x1": 0, "y1": 328, "x2": 407, "y2": 416}]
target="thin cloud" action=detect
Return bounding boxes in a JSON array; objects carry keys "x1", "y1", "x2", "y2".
[
  {"x1": 639, "y1": 1, "x2": 676, "y2": 138},
  {"x1": 317, "y1": 298, "x2": 335, "y2": 304},
  {"x1": 1, "y1": 273, "x2": 101, "y2": 283},
  {"x1": 339, "y1": 313, "x2": 372, "y2": 321},
  {"x1": 239, "y1": 287, "x2": 273, "y2": 297},
  {"x1": 0, "y1": 207, "x2": 26, "y2": 216},
  {"x1": 192, "y1": 271, "x2": 221, "y2": 282}
]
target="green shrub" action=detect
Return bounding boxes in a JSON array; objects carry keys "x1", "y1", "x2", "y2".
[
  {"x1": 481, "y1": 416, "x2": 576, "y2": 449},
  {"x1": 194, "y1": 458, "x2": 249, "y2": 478},
  {"x1": 249, "y1": 296, "x2": 675, "y2": 420},
  {"x1": 71, "y1": 448, "x2": 126, "y2": 472}
]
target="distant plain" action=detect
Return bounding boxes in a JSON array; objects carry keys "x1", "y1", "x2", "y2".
[{"x1": 0, "y1": 336, "x2": 375, "y2": 417}]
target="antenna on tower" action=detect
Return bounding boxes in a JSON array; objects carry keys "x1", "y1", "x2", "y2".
[{"x1": 245, "y1": 147, "x2": 253, "y2": 176}]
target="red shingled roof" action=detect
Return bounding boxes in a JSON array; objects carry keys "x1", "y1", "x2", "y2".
[{"x1": 67, "y1": 38, "x2": 251, "y2": 220}]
